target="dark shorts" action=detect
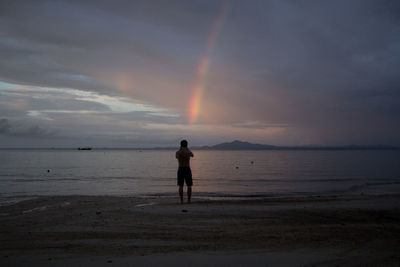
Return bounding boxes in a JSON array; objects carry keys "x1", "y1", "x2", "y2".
[{"x1": 177, "y1": 167, "x2": 192, "y2": 187}]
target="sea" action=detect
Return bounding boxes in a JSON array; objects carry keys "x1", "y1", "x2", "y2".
[{"x1": 1, "y1": 149, "x2": 400, "y2": 204}]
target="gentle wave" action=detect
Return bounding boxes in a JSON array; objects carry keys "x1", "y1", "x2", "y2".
[{"x1": 348, "y1": 181, "x2": 400, "y2": 192}]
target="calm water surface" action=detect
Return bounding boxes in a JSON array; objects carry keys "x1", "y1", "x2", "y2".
[{"x1": 1, "y1": 149, "x2": 400, "y2": 203}]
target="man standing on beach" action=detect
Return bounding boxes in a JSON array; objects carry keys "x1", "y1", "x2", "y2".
[{"x1": 176, "y1": 140, "x2": 194, "y2": 204}]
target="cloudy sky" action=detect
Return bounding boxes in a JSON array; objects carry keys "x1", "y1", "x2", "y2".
[{"x1": 1, "y1": 0, "x2": 400, "y2": 148}]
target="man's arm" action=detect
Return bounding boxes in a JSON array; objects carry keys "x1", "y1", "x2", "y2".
[{"x1": 188, "y1": 149, "x2": 194, "y2": 157}]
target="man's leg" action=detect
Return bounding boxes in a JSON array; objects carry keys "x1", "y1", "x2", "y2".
[
  {"x1": 187, "y1": 186, "x2": 192, "y2": 203},
  {"x1": 179, "y1": 186, "x2": 184, "y2": 204}
]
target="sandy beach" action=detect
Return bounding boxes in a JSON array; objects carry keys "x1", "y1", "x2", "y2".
[{"x1": 1, "y1": 194, "x2": 400, "y2": 266}]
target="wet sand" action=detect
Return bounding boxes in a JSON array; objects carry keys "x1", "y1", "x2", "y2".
[{"x1": 1, "y1": 194, "x2": 400, "y2": 266}]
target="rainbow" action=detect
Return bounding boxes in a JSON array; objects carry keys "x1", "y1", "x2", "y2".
[{"x1": 188, "y1": 3, "x2": 228, "y2": 124}]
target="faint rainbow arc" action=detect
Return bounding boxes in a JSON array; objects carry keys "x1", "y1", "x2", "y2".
[{"x1": 188, "y1": 3, "x2": 228, "y2": 124}]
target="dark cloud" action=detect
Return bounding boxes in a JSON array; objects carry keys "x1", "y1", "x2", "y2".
[
  {"x1": 0, "y1": 118, "x2": 11, "y2": 134},
  {"x1": 201, "y1": 0, "x2": 400, "y2": 144},
  {"x1": 0, "y1": 0, "x2": 217, "y2": 99},
  {"x1": 0, "y1": 118, "x2": 57, "y2": 137}
]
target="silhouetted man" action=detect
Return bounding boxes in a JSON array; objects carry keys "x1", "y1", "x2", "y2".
[{"x1": 176, "y1": 139, "x2": 194, "y2": 204}]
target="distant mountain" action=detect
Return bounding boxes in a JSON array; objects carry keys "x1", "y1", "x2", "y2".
[
  {"x1": 194, "y1": 140, "x2": 399, "y2": 150},
  {"x1": 209, "y1": 140, "x2": 279, "y2": 150}
]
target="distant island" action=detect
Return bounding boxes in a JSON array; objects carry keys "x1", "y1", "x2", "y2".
[{"x1": 191, "y1": 140, "x2": 400, "y2": 150}]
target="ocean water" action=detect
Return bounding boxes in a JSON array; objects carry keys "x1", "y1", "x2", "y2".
[{"x1": 1, "y1": 149, "x2": 400, "y2": 203}]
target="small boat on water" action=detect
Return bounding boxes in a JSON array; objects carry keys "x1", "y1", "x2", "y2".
[{"x1": 78, "y1": 147, "x2": 92, "y2": 150}]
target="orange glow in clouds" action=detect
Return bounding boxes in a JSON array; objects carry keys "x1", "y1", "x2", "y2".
[
  {"x1": 188, "y1": 3, "x2": 227, "y2": 124},
  {"x1": 116, "y1": 73, "x2": 135, "y2": 95}
]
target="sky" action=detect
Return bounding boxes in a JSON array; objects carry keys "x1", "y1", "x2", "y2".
[{"x1": 1, "y1": 0, "x2": 400, "y2": 148}]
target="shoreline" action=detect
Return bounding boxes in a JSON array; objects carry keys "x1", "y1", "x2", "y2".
[
  {"x1": 2, "y1": 185, "x2": 400, "y2": 205},
  {"x1": 1, "y1": 194, "x2": 400, "y2": 266}
]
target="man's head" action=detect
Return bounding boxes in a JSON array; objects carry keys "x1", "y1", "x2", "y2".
[{"x1": 180, "y1": 139, "x2": 188, "y2": 148}]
